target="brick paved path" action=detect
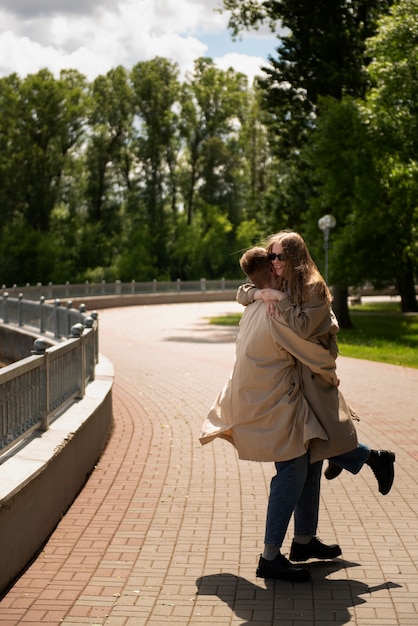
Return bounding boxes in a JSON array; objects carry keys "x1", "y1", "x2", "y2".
[{"x1": 0, "y1": 302, "x2": 417, "y2": 625}]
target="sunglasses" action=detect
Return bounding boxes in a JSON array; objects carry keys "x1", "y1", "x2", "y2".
[{"x1": 268, "y1": 253, "x2": 286, "y2": 262}]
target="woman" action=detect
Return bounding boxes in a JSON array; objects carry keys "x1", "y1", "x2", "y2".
[{"x1": 237, "y1": 230, "x2": 395, "y2": 496}]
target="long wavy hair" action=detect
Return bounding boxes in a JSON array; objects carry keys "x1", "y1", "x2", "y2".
[{"x1": 265, "y1": 230, "x2": 331, "y2": 305}]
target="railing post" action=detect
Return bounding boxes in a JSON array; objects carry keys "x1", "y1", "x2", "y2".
[
  {"x1": 79, "y1": 303, "x2": 87, "y2": 322},
  {"x1": 200, "y1": 278, "x2": 206, "y2": 292},
  {"x1": 39, "y1": 296, "x2": 45, "y2": 333},
  {"x1": 2, "y1": 292, "x2": 9, "y2": 323},
  {"x1": 153, "y1": 279, "x2": 157, "y2": 293},
  {"x1": 90, "y1": 311, "x2": 99, "y2": 361},
  {"x1": 54, "y1": 298, "x2": 61, "y2": 339},
  {"x1": 131, "y1": 279, "x2": 135, "y2": 294},
  {"x1": 116, "y1": 280, "x2": 121, "y2": 295},
  {"x1": 71, "y1": 323, "x2": 86, "y2": 398},
  {"x1": 221, "y1": 277, "x2": 225, "y2": 291},
  {"x1": 66, "y1": 300, "x2": 73, "y2": 336},
  {"x1": 18, "y1": 293, "x2": 24, "y2": 326},
  {"x1": 176, "y1": 278, "x2": 181, "y2": 293},
  {"x1": 32, "y1": 338, "x2": 50, "y2": 432},
  {"x1": 84, "y1": 316, "x2": 96, "y2": 379}
]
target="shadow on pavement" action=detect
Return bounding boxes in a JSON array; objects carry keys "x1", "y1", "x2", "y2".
[
  {"x1": 163, "y1": 325, "x2": 239, "y2": 344},
  {"x1": 196, "y1": 561, "x2": 402, "y2": 626}
]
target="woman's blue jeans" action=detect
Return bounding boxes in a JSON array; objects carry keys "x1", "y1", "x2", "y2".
[
  {"x1": 329, "y1": 443, "x2": 370, "y2": 474},
  {"x1": 265, "y1": 453, "x2": 322, "y2": 548}
]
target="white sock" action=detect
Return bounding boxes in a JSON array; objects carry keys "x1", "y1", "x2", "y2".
[{"x1": 262, "y1": 545, "x2": 280, "y2": 560}]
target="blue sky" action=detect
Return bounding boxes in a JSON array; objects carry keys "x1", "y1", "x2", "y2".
[
  {"x1": 0, "y1": 0, "x2": 279, "y2": 82},
  {"x1": 199, "y1": 31, "x2": 277, "y2": 59}
]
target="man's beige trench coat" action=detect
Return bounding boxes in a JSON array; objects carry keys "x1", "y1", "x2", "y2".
[
  {"x1": 200, "y1": 300, "x2": 328, "y2": 461},
  {"x1": 234, "y1": 283, "x2": 359, "y2": 462},
  {"x1": 200, "y1": 299, "x2": 357, "y2": 463}
]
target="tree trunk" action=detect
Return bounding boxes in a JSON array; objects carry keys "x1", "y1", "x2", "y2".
[
  {"x1": 332, "y1": 284, "x2": 353, "y2": 329},
  {"x1": 396, "y1": 258, "x2": 418, "y2": 312}
]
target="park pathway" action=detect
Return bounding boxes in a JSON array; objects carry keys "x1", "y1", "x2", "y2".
[{"x1": 0, "y1": 301, "x2": 417, "y2": 625}]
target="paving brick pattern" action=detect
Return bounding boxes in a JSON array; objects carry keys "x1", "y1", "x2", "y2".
[{"x1": 0, "y1": 301, "x2": 417, "y2": 625}]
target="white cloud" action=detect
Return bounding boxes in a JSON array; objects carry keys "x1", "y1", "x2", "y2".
[
  {"x1": 0, "y1": 0, "x2": 276, "y2": 82},
  {"x1": 214, "y1": 52, "x2": 268, "y2": 84}
]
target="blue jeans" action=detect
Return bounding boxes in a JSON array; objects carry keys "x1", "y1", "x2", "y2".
[
  {"x1": 264, "y1": 453, "x2": 322, "y2": 548},
  {"x1": 329, "y1": 443, "x2": 370, "y2": 474}
]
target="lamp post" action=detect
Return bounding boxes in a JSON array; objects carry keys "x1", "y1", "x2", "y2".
[{"x1": 318, "y1": 214, "x2": 336, "y2": 284}]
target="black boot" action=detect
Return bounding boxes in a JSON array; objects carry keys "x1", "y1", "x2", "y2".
[
  {"x1": 256, "y1": 554, "x2": 310, "y2": 582},
  {"x1": 289, "y1": 537, "x2": 342, "y2": 562},
  {"x1": 324, "y1": 461, "x2": 343, "y2": 480},
  {"x1": 366, "y1": 450, "x2": 395, "y2": 495}
]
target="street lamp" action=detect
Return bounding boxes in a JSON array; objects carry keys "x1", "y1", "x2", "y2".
[{"x1": 318, "y1": 214, "x2": 336, "y2": 284}]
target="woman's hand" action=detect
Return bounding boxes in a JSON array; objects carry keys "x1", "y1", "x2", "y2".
[
  {"x1": 255, "y1": 288, "x2": 286, "y2": 302},
  {"x1": 254, "y1": 288, "x2": 286, "y2": 317}
]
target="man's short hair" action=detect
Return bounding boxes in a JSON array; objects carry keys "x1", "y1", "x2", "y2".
[{"x1": 239, "y1": 247, "x2": 273, "y2": 288}]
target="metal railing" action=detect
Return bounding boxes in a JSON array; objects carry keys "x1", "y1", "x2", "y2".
[
  {"x1": 0, "y1": 297, "x2": 99, "y2": 458},
  {"x1": 1, "y1": 278, "x2": 242, "y2": 301},
  {"x1": 1, "y1": 292, "x2": 94, "y2": 339}
]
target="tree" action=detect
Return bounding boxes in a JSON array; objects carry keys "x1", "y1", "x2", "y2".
[
  {"x1": 0, "y1": 74, "x2": 21, "y2": 229},
  {"x1": 129, "y1": 58, "x2": 181, "y2": 275},
  {"x1": 82, "y1": 66, "x2": 133, "y2": 276},
  {"x1": 179, "y1": 58, "x2": 249, "y2": 226},
  {"x1": 0, "y1": 69, "x2": 89, "y2": 285},
  {"x1": 304, "y1": 0, "x2": 418, "y2": 314},
  {"x1": 18, "y1": 69, "x2": 88, "y2": 233},
  {"x1": 362, "y1": 0, "x2": 418, "y2": 310},
  {"x1": 221, "y1": 0, "x2": 394, "y2": 326}
]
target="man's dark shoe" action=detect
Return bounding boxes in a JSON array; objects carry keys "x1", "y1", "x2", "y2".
[
  {"x1": 324, "y1": 461, "x2": 343, "y2": 480},
  {"x1": 289, "y1": 537, "x2": 342, "y2": 562},
  {"x1": 366, "y1": 449, "x2": 395, "y2": 495},
  {"x1": 256, "y1": 554, "x2": 310, "y2": 582}
]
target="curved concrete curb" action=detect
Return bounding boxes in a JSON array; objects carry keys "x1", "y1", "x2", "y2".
[{"x1": 0, "y1": 355, "x2": 114, "y2": 594}]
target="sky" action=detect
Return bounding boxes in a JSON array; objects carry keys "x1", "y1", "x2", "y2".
[{"x1": 0, "y1": 0, "x2": 279, "y2": 84}]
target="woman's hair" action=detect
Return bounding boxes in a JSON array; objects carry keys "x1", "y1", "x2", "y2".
[{"x1": 265, "y1": 230, "x2": 331, "y2": 304}]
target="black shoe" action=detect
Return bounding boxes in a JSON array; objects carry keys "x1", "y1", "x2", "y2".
[
  {"x1": 366, "y1": 450, "x2": 395, "y2": 495},
  {"x1": 256, "y1": 554, "x2": 310, "y2": 582},
  {"x1": 289, "y1": 537, "x2": 342, "y2": 562},
  {"x1": 324, "y1": 461, "x2": 343, "y2": 480}
]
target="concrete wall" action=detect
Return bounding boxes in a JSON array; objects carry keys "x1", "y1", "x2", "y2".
[
  {"x1": 0, "y1": 350, "x2": 114, "y2": 594},
  {"x1": 67, "y1": 289, "x2": 237, "y2": 310}
]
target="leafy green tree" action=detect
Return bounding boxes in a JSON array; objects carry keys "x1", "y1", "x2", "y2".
[
  {"x1": 129, "y1": 58, "x2": 181, "y2": 275},
  {"x1": 304, "y1": 0, "x2": 418, "y2": 315},
  {"x1": 221, "y1": 0, "x2": 394, "y2": 326},
  {"x1": 0, "y1": 74, "x2": 22, "y2": 230},
  {"x1": 361, "y1": 0, "x2": 418, "y2": 310},
  {"x1": 179, "y1": 58, "x2": 248, "y2": 226},
  {"x1": 238, "y1": 86, "x2": 277, "y2": 226},
  {"x1": 81, "y1": 66, "x2": 133, "y2": 276},
  {"x1": 17, "y1": 69, "x2": 88, "y2": 233},
  {"x1": 0, "y1": 69, "x2": 89, "y2": 285}
]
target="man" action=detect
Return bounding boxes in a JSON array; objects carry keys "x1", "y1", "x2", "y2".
[{"x1": 200, "y1": 247, "x2": 344, "y2": 582}]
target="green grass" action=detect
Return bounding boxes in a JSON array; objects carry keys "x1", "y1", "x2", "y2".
[{"x1": 210, "y1": 303, "x2": 418, "y2": 369}]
